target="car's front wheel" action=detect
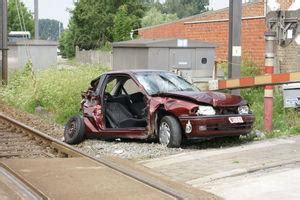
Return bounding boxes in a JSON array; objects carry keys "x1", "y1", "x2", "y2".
[
  {"x1": 64, "y1": 115, "x2": 85, "y2": 144},
  {"x1": 158, "y1": 116, "x2": 182, "y2": 148}
]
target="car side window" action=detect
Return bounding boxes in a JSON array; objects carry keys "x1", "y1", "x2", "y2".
[
  {"x1": 122, "y1": 79, "x2": 140, "y2": 95},
  {"x1": 105, "y1": 78, "x2": 118, "y2": 95}
]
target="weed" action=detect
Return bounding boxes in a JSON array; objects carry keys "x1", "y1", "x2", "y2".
[{"x1": 0, "y1": 63, "x2": 108, "y2": 123}]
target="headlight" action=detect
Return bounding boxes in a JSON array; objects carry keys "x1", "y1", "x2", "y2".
[
  {"x1": 238, "y1": 105, "x2": 249, "y2": 114},
  {"x1": 197, "y1": 106, "x2": 216, "y2": 116}
]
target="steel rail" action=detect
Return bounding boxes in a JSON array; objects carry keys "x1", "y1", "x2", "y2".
[{"x1": 0, "y1": 113, "x2": 203, "y2": 200}]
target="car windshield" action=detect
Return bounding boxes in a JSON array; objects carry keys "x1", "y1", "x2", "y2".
[{"x1": 135, "y1": 72, "x2": 199, "y2": 95}]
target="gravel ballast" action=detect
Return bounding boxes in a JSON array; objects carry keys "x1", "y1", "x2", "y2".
[{"x1": 0, "y1": 103, "x2": 192, "y2": 160}]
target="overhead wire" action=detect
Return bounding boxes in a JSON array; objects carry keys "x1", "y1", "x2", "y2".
[
  {"x1": 14, "y1": 0, "x2": 38, "y2": 102},
  {"x1": 15, "y1": 0, "x2": 32, "y2": 60}
]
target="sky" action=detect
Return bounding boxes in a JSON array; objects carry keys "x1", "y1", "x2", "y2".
[
  {"x1": 20, "y1": 0, "x2": 229, "y2": 28},
  {"x1": 209, "y1": 0, "x2": 228, "y2": 10},
  {"x1": 21, "y1": 0, "x2": 74, "y2": 28}
]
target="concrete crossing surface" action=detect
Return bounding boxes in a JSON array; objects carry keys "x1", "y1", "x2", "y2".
[{"x1": 139, "y1": 136, "x2": 300, "y2": 199}]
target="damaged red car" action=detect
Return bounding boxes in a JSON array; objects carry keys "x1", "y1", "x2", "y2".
[{"x1": 64, "y1": 70, "x2": 254, "y2": 147}]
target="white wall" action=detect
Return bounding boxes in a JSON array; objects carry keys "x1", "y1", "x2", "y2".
[{"x1": 5, "y1": 44, "x2": 57, "y2": 70}]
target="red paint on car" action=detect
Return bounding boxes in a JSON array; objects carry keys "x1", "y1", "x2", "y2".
[{"x1": 64, "y1": 70, "x2": 254, "y2": 147}]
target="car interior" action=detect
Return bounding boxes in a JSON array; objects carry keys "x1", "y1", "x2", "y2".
[{"x1": 103, "y1": 76, "x2": 148, "y2": 129}]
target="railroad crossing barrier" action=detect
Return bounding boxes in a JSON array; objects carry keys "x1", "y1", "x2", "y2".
[
  {"x1": 208, "y1": 71, "x2": 300, "y2": 132},
  {"x1": 208, "y1": 72, "x2": 300, "y2": 91}
]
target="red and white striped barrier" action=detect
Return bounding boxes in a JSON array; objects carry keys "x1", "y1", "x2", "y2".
[{"x1": 208, "y1": 72, "x2": 300, "y2": 91}]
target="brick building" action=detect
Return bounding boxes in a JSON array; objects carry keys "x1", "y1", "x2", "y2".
[{"x1": 138, "y1": 0, "x2": 297, "y2": 70}]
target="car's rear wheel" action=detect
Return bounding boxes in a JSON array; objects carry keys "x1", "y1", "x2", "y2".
[
  {"x1": 158, "y1": 116, "x2": 182, "y2": 148},
  {"x1": 64, "y1": 116, "x2": 85, "y2": 144}
]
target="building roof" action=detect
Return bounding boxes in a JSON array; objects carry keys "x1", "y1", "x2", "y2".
[
  {"x1": 113, "y1": 38, "x2": 217, "y2": 48},
  {"x1": 8, "y1": 39, "x2": 58, "y2": 46}
]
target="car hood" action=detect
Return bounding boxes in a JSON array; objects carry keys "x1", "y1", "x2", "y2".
[{"x1": 153, "y1": 91, "x2": 247, "y2": 107}]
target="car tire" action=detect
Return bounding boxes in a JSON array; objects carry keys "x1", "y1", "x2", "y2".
[
  {"x1": 159, "y1": 116, "x2": 182, "y2": 148},
  {"x1": 64, "y1": 115, "x2": 85, "y2": 144}
]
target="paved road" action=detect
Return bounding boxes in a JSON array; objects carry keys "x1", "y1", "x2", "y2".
[
  {"x1": 201, "y1": 163, "x2": 300, "y2": 200},
  {"x1": 139, "y1": 136, "x2": 300, "y2": 199}
]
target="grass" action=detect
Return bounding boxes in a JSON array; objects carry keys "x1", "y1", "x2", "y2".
[
  {"x1": 0, "y1": 62, "x2": 108, "y2": 123},
  {"x1": 242, "y1": 87, "x2": 300, "y2": 137}
]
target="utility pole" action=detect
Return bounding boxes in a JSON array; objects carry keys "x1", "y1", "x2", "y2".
[
  {"x1": 228, "y1": 0, "x2": 242, "y2": 95},
  {"x1": 0, "y1": 0, "x2": 8, "y2": 85},
  {"x1": 58, "y1": 22, "x2": 61, "y2": 39},
  {"x1": 34, "y1": 0, "x2": 39, "y2": 39}
]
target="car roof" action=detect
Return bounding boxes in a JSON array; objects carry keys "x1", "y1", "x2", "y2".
[
  {"x1": 90, "y1": 70, "x2": 175, "y2": 87},
  {"x1": 104, "y1": 69, "x2": 171, "y2": 74}
]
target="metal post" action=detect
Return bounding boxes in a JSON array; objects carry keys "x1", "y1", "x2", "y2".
[
  {"x1": 34, "y1": 0, "x2": 39, "y2": 39},
  {"x1": 264, "y1": 32, "x2": 276, "y2": 131},
  {"x1": 212, "y1": 61, "x2": 217, "y2": 80},
  {"x1": 0, "y1": 0, "x2": 8, "y2": 85},
  {"x1": 228, "y1": 0, "x2": 242, "y2": 95}
]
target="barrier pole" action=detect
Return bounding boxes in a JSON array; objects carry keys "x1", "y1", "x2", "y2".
[{"x1": 264, "y1": 32, "x2": 276, "y2": 131}]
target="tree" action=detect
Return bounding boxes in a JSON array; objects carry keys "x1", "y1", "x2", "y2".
[
  {"x1": 163, "y1": 0, "x2": 209, "y2": 18},
  {"x1": 59, "y1": 0, "x2": 144, "y2": 58},
  {"x1": 71, "y1": 0, "x2": 143, "y2": 47},
  {"x1": 39, "y1": 19, "x2": 64, "y2": 41},
  {"x1": 59, "y1": 22, "x2": 76, "y2": 58},
  {"x1": 142, "y1": 7, "x2": 178, "y2": 27},
  {"x1": 8, "y1": 0, "x2": 34, "y2": 36},
  {"x1": 113, "y1": 5, "x2": 134, "y2": 41}
]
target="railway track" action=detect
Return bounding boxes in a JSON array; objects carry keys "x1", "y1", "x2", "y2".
[
  {"x1": 0, "y1": 122, "x2": 61, "y2": 159},
  {"x1": 0, "y1": 113, "x2": 218, "y2": 200},
  {"x1": 0, "y1": 113, "x2": 81, "y2": 159}
]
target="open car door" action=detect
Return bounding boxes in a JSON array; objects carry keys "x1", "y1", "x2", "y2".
[{"x1": 99, "y1": 74, "x2": 149, "y2": 139}]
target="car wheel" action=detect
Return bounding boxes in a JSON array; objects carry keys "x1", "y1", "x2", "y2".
[
  {"x1": 159, "y1": 116, "x2": 182, "y2": 148},
  {"x1": 64, "y1": 116, "x2": 85, "y2": 144}
]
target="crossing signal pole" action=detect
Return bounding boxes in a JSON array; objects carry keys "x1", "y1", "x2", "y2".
[{"x1": 0, "y1": 0, "x2": 8, "y2": 85}]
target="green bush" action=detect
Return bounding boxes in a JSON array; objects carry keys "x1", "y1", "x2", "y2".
[
  {"x1": 0, "y1": 63, "x2": 108, "y2": 123},
  {"x1": 217, "y1": 59, "x2": 263, "y2": 79}
]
